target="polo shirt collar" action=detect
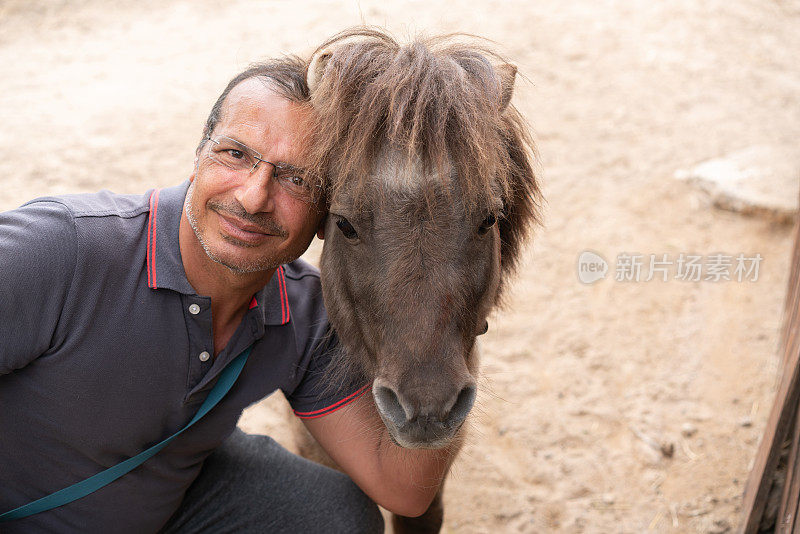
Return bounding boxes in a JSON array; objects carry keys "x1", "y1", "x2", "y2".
[
  {"x1": 145, "y1": 180, "x2": 291, "y2": 326},
  {"x1": 255, "y1": 265, "x2": 292, "y2": 326}
]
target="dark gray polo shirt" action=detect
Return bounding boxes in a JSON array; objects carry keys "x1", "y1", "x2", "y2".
[{"x1": 0, "y1": 181, "x2": 366, "y2": 533}]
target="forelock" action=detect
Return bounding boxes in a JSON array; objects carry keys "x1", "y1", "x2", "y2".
[{"x1": 307, "y1": 30, "x2": 514, "y2": 212}]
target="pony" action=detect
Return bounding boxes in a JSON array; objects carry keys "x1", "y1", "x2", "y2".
[{"x1": 301, "y1": 28, "x2": 542, "y2": 532}]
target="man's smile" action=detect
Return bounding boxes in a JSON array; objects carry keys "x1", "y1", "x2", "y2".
[
  {"x1": 214, "y1": 211, "x2": 272, "y2": 245},
  {"x1": 205, "y1": 197, "x2": 289, "y2": 248}
]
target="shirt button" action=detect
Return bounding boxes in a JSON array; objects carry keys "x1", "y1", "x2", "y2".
[
  {"x1": 198, "y1": 351, "x2": 210, "y2": 362},
  {"x1": 189, "y1": 304, "x2": 200, "y2": 315}
]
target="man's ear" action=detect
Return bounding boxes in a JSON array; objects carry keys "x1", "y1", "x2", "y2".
[
  {"x1": 189, "y1": 157, "x2": 199, "y2": 182},
  {"x1": 316, "y1": 214, "x2": 326, "y2": 240}
]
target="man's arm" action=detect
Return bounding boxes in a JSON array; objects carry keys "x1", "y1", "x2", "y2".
[
  {"x1": 301, "y1": 391, "x2": 462, "y2": 517},
  {"x1": 0, "y1": 200, "x2": 76, "y2": 375}
]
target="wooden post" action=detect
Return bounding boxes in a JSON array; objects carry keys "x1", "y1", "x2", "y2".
[{"x1": 740, "y1": 216, "x2": 800, "y2": 533}]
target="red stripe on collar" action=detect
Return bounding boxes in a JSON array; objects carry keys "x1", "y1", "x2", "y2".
[
  {"x1": 146, "y1": 189, "x2": 161, "y2": 289},
  {"x1": 277, "y1": 265, "x2": 290, "y2": 324},
  {"x1": 249, "y1": 296, "x2": 258, "y2": 309}
]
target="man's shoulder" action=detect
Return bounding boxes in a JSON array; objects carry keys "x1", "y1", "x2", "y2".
[
  {"x1": 23, "y1": 189, "x2": 153, "y2": 220},
  {"x1": 11, "y1": 188, "x2": 165, "y2": 269}
]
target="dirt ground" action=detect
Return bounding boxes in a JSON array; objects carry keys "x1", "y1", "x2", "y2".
[{"x1": 2, "y1": 1, "x2": 799, "y2": 532}]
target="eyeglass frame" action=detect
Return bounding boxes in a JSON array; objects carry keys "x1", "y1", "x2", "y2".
[
  {"x1": 201, "y1": 134, "x2": 322, "y2": 203},
  {"x1": 203, "y1": 134, "x2": 305, "y2": 176}
]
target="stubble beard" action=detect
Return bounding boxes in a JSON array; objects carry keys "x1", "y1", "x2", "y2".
[{"x1": 184, "y1": 181, "x2": 299, "y2": 274}]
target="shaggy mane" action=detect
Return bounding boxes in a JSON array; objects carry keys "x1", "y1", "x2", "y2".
[{"x1": 305, "y1": 27, "x2": 543, "y2": 295}]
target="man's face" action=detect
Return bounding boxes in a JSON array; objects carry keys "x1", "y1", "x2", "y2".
[{"x1": 185, "y1": 78, "x2": 322, "y2": 274}]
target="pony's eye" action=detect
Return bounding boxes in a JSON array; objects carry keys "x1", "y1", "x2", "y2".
[
  {"x1": 336, "y1": 217, "x2": 359, "y2": 240},
  {"x1": 478, "y1": 214, "x2": 496, "y2": 235}
]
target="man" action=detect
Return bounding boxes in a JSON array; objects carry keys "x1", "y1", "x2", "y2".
[{"x1": 0, "y1": 55, "x2": 453, "y2": 533}]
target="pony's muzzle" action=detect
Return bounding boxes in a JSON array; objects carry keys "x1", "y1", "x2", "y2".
[{"x1": 372, "y1": 379, "x2": 476, "y2": 448}]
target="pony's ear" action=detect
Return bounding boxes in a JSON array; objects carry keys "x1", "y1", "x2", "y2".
[
  {"x1": 307, "y1": 49, "x2": 333, "y2": 94},
  {"x1": 495, "y1": 63, "x2": 517, "y2": 111}
]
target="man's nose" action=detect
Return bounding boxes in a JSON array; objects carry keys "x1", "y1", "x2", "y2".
[{"x1": 233, "y1": 164, "x2": 276, "y2": 214}]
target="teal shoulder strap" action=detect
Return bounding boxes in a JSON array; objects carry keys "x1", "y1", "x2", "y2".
[{"x1": 0, "y1": 346, "x2": 252, "y2": 523}]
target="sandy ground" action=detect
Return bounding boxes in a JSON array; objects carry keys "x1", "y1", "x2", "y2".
[{"x1": 2, "y1": 1, "x2": 800, "y2": 532}]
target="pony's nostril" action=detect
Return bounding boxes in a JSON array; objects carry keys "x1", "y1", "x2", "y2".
[
  {"x1": 374, "y1": 385, "x2": 408, "y2": 427},
  {"x1": 446, "y1": 384, "x2": 476, "y2": 429}
]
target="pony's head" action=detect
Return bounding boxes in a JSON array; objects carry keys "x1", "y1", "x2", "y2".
[{"x1": 305, "y1": 28, "x2": 542, "y2": 448}]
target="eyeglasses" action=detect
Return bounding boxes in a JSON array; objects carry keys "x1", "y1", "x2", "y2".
[{"x1": 204, "y1": 135, "x2": 315, "y2": 202}]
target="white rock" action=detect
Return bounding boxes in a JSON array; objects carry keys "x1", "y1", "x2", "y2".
[{"x1": 675, "y1": 145, "x2": 800, "y2": 223}]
